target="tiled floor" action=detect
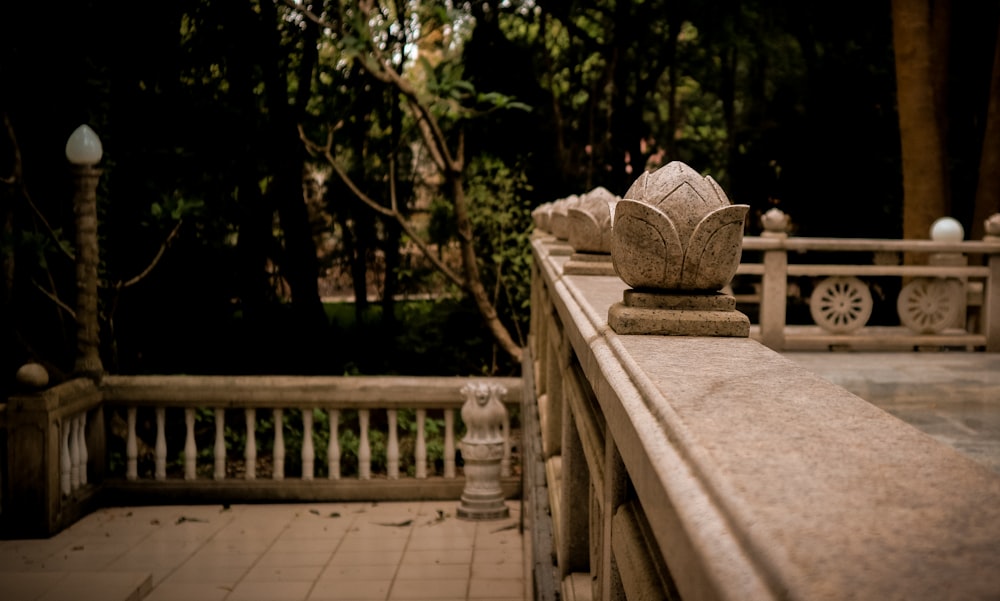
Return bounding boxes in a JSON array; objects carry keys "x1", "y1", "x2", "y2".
[{"x1": 0, "y1": 501, "x2": 525, "y2": 601}]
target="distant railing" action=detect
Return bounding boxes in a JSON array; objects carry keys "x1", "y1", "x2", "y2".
[
  {"x1": 100, "y1": 375, "x2": 521, "y2": 505},
  {"x1": 2, "y1": 375, "x2": 521, "y2": 538},
  {"x1": 735, "y1": 232, "x2": 1000, "y2": 351}
]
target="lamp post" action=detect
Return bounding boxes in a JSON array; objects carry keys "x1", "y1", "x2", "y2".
[{"x1": 66, "y1": 124, "x2": 104, "y2": 380}]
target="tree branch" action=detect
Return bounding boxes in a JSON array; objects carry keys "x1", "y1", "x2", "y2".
[
  {"x1": 32, "y1": 278, "x2": 76, "y2": 320},
  {"x1": 116, "y1": 219, "x2": 183, "y2": 289},
  {"x1": 298, "y1": 124, "x2": 466, "y2": 288}
]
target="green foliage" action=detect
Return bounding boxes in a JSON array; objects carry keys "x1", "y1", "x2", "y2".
[{"x1": 465, "y1": 155, "x2": 534, "y2": 342}]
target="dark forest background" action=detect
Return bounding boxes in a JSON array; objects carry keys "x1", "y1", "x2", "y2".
[{"x1": 2, "y1": 0, "x2": 998, "y2": 395}]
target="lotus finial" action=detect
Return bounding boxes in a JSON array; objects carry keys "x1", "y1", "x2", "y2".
[{"x1": 611, "y1": 161, "x2": 749, "y2": 291}]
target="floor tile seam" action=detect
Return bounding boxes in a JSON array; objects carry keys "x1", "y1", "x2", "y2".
[
  {"x1": 300, "y1": 509, "x2": 360, "y2": 601},
  {"x1": 150, "y1": 509, "x2": 241, "y2": 591},
  {"x1": 392, "y1": 502, "x2": 474, "y2": 600},
  {"x1": 221, "y1": 508, "x2": 327, "y2": 599}
]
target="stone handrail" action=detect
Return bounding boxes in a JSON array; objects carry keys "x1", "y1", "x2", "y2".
[
  {"x1": 99, "y1": 375, "x2": 521, "y2": 505},
  {"x1": 738, "y1": 233, "x2": 1000, "y2": 351},
  {"x1": 2, "y1": 378, "x2": 105, "y2": 538},
  {"x1": 2, "y1": 375, "x2": 520, "y2": 537},
  {"x1": 528, "y1": 232, "x2": 1000, "y2": 600}
]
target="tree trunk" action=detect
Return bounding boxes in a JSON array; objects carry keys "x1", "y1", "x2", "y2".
[
  {"x1": 260, "y1": 0, "x2": 327, "y2": 335},
  {"x1": 972, "y1": 17, "x2": 1000, "y2": 240},
  {"x1": 891, "y1": 0, "x2": 949, "y2": 243}
]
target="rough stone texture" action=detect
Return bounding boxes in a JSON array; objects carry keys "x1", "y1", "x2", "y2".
[
  {"x1": 607, "y1": 303, "x2": 750, "y2": 337},
  {"x1": 533, "y1": 235, "x2": 1000, "y2": 601},
  {"x1": 550, "y1": 195, "x2": 581, "y2": 241},
  {"x1": 568, "y1": 186, "x2": 619, "y2": 254},
  {"x1": 611, "y1": 162, "x2": 748, "y2": 291},
  {"x1": 533, "y1": 202, "x2": 554, "y2": 232},
  {"x1": 565, "y1": 252, "x2": 616, "y2": 276},
  {"x1": 622, "y1": 290, "x2": 736, "y2": 311},
  {"x1": 15, "y1": 362, "x2": 50, "y2": 389},
  {"x1": 457, "y1": 382, "x2": 510, "y2": 521},
  {"x1": 608, "y1": 161, "x2": 750, "y2": 335}
]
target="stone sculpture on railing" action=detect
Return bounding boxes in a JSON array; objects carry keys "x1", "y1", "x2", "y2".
[
  {"x1": 607, "y1": 161, "x2": 751, "y2": 336},
  {"x1": 457, "y1": 381, "x2": 510, "y2": 520},
  {"x1": 564, "y1": 186, "x2": 620, "y2": 276}
]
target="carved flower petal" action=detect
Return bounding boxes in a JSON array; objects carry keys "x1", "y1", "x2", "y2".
[
  {"x1": 568, "y1": 206, "x2": 608, "y2": 253},
  {"x1": 622, "y1": 171, "x2": 649, "y2": 203},
  {"x1": 611, "y1": 200, "x2": 683, "y2": 289},
  {"x1": 680, "y1": 204, "x2": 750, "y2": 290}
]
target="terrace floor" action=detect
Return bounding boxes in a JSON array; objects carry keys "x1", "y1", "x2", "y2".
[
  {"x1": 0, "y1": 500, "x2": 525, "y2": 601},
  {"x1": 3, "y1": 353, "x2": 998, "y2": 601}
]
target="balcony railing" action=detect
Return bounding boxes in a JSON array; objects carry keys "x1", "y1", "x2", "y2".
[
  {"x1": 1, "y1": 375, "x2": 521, "y2": 538},
  {"x1": 737, "y1": 231, "x2": 1000, "y2": 351},
  {"x1": 527, "y1": 229, "x2": 1000, "y2": 601}
]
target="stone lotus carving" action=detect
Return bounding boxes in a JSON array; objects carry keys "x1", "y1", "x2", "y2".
[
  {"x1": 549, "y1": 195, "x2": 580, "y2": 240},
  {"x1": 568, "y1": 186, "x2": 619, "y2": 254},
  {"x1": 611, "y1": 161, "x2": 749, "y2": 291},
  {"x1": 532, "y1": 202, "x2": 553, "y2": 232}
]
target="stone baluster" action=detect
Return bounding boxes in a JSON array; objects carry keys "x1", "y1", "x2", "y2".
[
  {"x1": 328, "y1": 409, "x2": 341, "y2": 479},
  {"x1": 155, "y1": 407, "x2": 166, "y2": 480},
  {"x1": 126, "y1": 407, "x2": 138, "y2": 481},
  {"x1": 444, "y1": 409, "x2": 456, "y2": 478},
  {"x1": 501, "y1": 408, "x2": 511, "y2": 478},
  {"x1": 69, "y1": 416, "x2": 80, "y2": 490},
  {"x1": 358, "y1": 409, "x2": 371, "y2": 480},
  {"x1": 457, "y1": 382, "x2": 510, "y2": 520},
  {"x1": 214, "y1": 408, "x2": 226, "y2": 480},
  {"x1": 387, "y1": 409, "x2": 399, "y2": 479},
  {"x1": 244, "y1": 408, "x2": 256, "y2": 480},
  {"x1": 60, "y1": 418, "x2": 71, "y2": 495},
  {"x1": 415, "y1": 409, "x2": 427, "y2": 479},
  {"x1": 78, "y1": 413, "x2": 88, "y2": 486},
  {"x1": 302, "y1": 409, "x2": 315, "y2": 480},
  {"x1": 184, "y1": 408, "x2": 196, "y2": 480},
  {"x1": 273, "y1": 408, "x2": 285, "y2": 481}
]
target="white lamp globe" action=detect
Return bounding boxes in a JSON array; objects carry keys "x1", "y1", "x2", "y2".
[
  {"x1": 65, "y1": 124, "x2": 103, "y2": 165},
  {"x1": 929, "y1": 217, "x2": 964, "y2": 242}
]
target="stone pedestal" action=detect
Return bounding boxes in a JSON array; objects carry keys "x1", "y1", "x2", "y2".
[
  {"x1": 608, "y1": 290, "x2": 750, "y2": 337},
  {"x1": 457, "y1": 383, "x2": 510, "y2": 521}
]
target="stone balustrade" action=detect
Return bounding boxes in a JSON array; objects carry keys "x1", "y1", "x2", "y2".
[
  {"x1": 524, "y1": 162, "x2": 1000, "y2": 600},
  {"x1": 1, "y1": 374, "x2": 519, "y2": 537},
  {"x1": 738, "y1": 213, "x2": 1000, "y2": 351}
]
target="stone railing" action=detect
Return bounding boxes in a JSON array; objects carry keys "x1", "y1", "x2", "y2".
[
  {"x1": 526, "y1": 163, "x2": 1000, "y2": 600},
  {"x1": 737, "y1": 210, "x2": 1000, "y2": 351},
  {"x1": 2, "y1": 377, "x2": 106, "y2": 538},
  {"x1": 2, "y1": 374, "x2": 520, "y2": 538}
]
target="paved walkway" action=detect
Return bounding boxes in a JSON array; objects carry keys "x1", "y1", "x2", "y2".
[
  {"x1": 784, "y1": 352, "x2": 1000, "y2": 474},
  {"x1": 0, "y1": 501, "x2": 525, "y2": 601}
]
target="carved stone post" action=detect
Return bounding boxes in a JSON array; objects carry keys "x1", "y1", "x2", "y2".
[
  {"x1": 457, "y1": 382, "x2": 510, "y2": 520},
  {"x1": 984, "y1": 214, "x2": 1000, "y2": 351},
  {"x1": 607, "y1": 161, "x2": 751, "y2": 336},
  {"x1": 760, "y1": 208, "x2": 790, "y2": 349}
]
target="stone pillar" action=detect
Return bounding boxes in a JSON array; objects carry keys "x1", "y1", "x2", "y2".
[
  {"x1": 607, "y1": 161, "x2": 750, "y2": 336},
  {"x1": 984, "y1": 214, "x2": 1000, "y2": 351},
  {"x1": 927, "y1": 217, "x2": 969, "y2": 330},
  {"x1": 457, "y1": 382, "x2": 510, "y2": 520},
  {"x1": 759, "y1": 208, "x2": 790, "y2": 350}
]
